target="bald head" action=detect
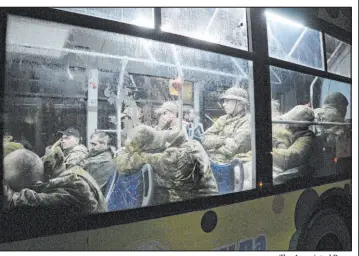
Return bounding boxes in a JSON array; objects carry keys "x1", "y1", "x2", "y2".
[{"x1": 4, "y1": 149, "x2": 45, "y2": 191}]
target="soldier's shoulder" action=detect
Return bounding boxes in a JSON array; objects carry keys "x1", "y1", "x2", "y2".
[{"x1": 72, "y1": 144, "x2": 88, "y2": 154}]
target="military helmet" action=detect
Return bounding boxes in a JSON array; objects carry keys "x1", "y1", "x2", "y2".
[
  {"x1": 324, "y1": 92, "x2": 349, "y2": 108},
  {"x1": 155, "y1": 101, "x2": 179, "y2": 115},
  {"x1": 280, "y1": 105, "x2": 314, "y2": 122},
  {"x1": 220, "y1": 87, "x2": 248, "y2": 104}
]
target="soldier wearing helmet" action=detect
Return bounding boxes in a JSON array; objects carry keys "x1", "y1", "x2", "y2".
[
  {"x1": 202, "y1": 87, "x2": 251, "y2": 163},
  {"x1": 314, "y1": 92, "x2": 351, "y2": 162},
  {"x1": 314, "y1": 92, "x2": 349, "y2": 143},
  {"x1": 272, "y1": 105, "x2": 315, "y2": 184}
]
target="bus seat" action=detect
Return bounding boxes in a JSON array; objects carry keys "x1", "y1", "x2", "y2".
[
  {"x1": 210, "y1": 158, "x2": 244, "y2": 194},
  {"x1": 104, "y1": 164, "x2": 154, "y2": 211}
]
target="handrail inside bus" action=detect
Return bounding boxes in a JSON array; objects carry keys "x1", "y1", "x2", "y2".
[{"x1": 272, "y1": 120, "x2": 351, "y2": 126}]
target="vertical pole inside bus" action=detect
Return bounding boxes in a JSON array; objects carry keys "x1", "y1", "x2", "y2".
[{"x1": 116, "y1": 59, "x2": 128, "y2": 149}]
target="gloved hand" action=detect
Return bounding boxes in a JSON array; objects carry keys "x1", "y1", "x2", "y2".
[{"x1": 41, "y1": 146, "x2": 65, "y2": 178}]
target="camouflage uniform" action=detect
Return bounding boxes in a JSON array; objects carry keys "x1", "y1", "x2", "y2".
[
  {"x1": 314, "y1": 93, "x2": 348, "y2": 147},
  {"x1": 76, "y1": 148, "x2": 117, "y2": 195},
  {"x1": 203, "y1": 87, "x2": 251, "y2": 163},
  {"x1": 63, "y1": 144, "x2": 88, "y2": 169},
  {"x1": 203, "y1": 113, "x2": 251, "y2": 163},
  {"x1": 4, "y1": 146, "x2": 107, "y2": 214},
  {"x1": 272, "y1": 105, "x2": 315, "y2": 183},
  {"x1": 115, "y1": 125, "x2": 218, "y2": 205}
]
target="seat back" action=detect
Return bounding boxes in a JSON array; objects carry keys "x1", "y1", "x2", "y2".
[
  {"x1": 210, "y1": 158, "x2": 244, "y2": 194},
  {"x1": 104, "y1": 164, "x2": 154, "y2": 211}
]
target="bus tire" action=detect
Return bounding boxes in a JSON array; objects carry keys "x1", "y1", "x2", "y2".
[{"x1": 295, "y1": 209, "x2": 351, "y2": 250}]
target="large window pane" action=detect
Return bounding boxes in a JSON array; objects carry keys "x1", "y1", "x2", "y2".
[
  {"x1": 266, "y1": 10, "x2": 324, "y2": 69},
  {"x1": 325, "y1": 34, "x2": 351, "y2": 78},
  {"x1": 4, "y1": 15, "x2": 254, "y2": 216},
  {"x1": 161, "y1": 8, "x2": 248, "y2": 50},
  {"x1": 58, "y1": 8, "x2": 154, "y2": 28},
  {"x1": 270, "y1": 67, "x2": 351, "y2": 185}
]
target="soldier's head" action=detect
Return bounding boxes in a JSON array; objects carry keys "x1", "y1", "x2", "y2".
[
  {"x1": 220, "y1": 87, "x2": 248, "y2": 116},
  {"x1": 324, "y1": 92, "x2": 349, "y2": 118},
  {"x1": 90, "y1": 131, "x2": 110, "y2": 151},
  {"x1": 155, "y1": 101, "x2": 179, "y2": 130},
  {"x1": 4, "y1": 149, "x2": 45, "y2": 191},
  {"x1": 183, "y1": 108, "x2": 195, "y2": 122},
  {"x1": 280, "y1": 105, "x2": 314, "y2": 130},
  {"x1": 58, "y1": 127, "x2": 81, "y2": 150}
]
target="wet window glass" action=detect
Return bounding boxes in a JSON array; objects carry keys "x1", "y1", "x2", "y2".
[
  {"x1": 266, "y1": 10, "x2": 324, "y2": 70},
  {"x1": 3, "y1": 15, "x2": 254, "y2": 215},
  {"x1": 325, "y1": 34, "x2": 351, "y2": 78},
  {"x1": 270, "y1": 67, "x2": 351, "y2": 185},
  {"x1": 161, "y1": 8, "x2": 248, "y2": 50},
  {"x1": 57, "y1": 8, "x2": 154, "y2": 28}
]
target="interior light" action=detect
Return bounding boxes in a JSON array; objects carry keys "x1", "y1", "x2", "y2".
[
  {"x1": 133, "y1": 16, "x2": 154, "y2": 29},
  {"x1": 265, "y1": 10, "x2": 304, "y2": 28},
  {"x1": 160, "y1": 24, "x2": 172, "y2": 31}
]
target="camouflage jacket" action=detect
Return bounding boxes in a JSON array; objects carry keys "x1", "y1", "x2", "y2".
[
  {"x1": 63, "y1": 144, "x2": 88, "y2": 169},
  {"x1": 116, "y1": 127, "x2": 218, "y2": 205},
  {"x1": 4, "y1": 165, "x2": 107, "y2": 214},
  {"x1": 272, "y1": 128, "x2": 314, "y2": 171},
  {"x1": 314, "y1": 105, "x2": 346, "y2": 146},
  {"x1": 203, "y1": 113, "x2": 251, "y2": 163},
  {"x1": 76, "y1": 148, "x2": 117, "y2": 195}
]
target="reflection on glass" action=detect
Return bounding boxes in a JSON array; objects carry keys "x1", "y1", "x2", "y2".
[
  {"x1": 3, "y1": 15, "x2": 254, "y2": 215},
  {"x1": 325, "y1": 34, "x2": 351, "y2": 78},
  {"x1": 266, "y1": 10, "x2": 324, "y2": 70},
  {"x1": 161, "y1": 8, "x2": 248, "y2": 50},
  {"x1": 270, "y1": 67, "x2": 351, "y2": 185},
  {"x1": 58, "y1": 8, "x2": 155, "y2": 28}
]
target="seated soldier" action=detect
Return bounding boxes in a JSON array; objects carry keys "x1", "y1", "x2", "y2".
[
  {"x1": 3, "y1": 148, "x2": 107, "y2": 214},
  {"x1": 49, "y1": 127, "x2": 88, "y2": 169},
  {"x1": 314, "y1": 92, "x2": 350, "y2": 146},
  {"x1": 76, "y1": 131, "x2": 117, "y2": 194},
  {"x1": 154, "y1": 101, "x2": 185, "y2": 131},
  {"x1": 202, "y1": 87, "x2": 251, "y2": 163},
  {"x1": 272, "y1": 105, "x2": 315, "y2": 184},
  {"x1": 115, "y1": 125, "x2": 219, "y2": 205}
]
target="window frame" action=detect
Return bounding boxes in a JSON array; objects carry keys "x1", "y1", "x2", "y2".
[{"x1": 0, "y1": 7, "x2": 352, "y2": 244}]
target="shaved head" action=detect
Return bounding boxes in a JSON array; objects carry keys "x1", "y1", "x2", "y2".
[{"x1": 4, "y1": 149, "x2": 45, "y2": 191}]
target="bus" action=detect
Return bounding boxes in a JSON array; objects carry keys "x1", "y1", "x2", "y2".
[{"x1": 0, "y1": 7, "x2": 353, "y2": 251}]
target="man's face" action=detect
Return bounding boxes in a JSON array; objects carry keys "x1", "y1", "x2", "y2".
[
  {"x1": 90, "y1": 135, "x2": 107, "y2": 151},
  {"x1": 61, "y1": 135, "x2": 79, "y2": 150},
  {"x1": 222, "y1": 99, "x2": 243, "y2": 115},
  {"x1": 158, "y1": 111, "x2": 176, "y2": 130}
]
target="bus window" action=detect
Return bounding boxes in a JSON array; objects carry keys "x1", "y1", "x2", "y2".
[
  {"x1": 324, "y1": 34, "x2": 351, "y2": 78},
  {"x1": 161, "y1": 8, "x2": 248, "y2": 50},
  {"x1": 270, "y1": 67, "x2": 351, "y2": 184},
  {"x1": 58, "y1": 8, "x2": 155, "y2": 28},
  {"x1": 3, "y1": 14, "x2": 254, "y2": 215},
  {"x1": 266, "y1": 10, "x2": 324, "y2": 70}
]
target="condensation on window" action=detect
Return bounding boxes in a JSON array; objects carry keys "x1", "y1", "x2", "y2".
[
  {"x1": 4, "y1": 15, "x2": 255, "y2": 215},
  {"x1": 325, "y1": 34, "x2": 351, "y2": 78},
  {"x1": 266, "y1": 10, "x2": 324, "y2": 70},
  {"x1": 269, "y1": 66, "x2": 351, "y2": 184},
  {"x1": 57, "y1": 8, "x2": 155, "y2": 28},
  {"x1": 161, "y1": 8, "x2": 248, "y2": 50}
]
